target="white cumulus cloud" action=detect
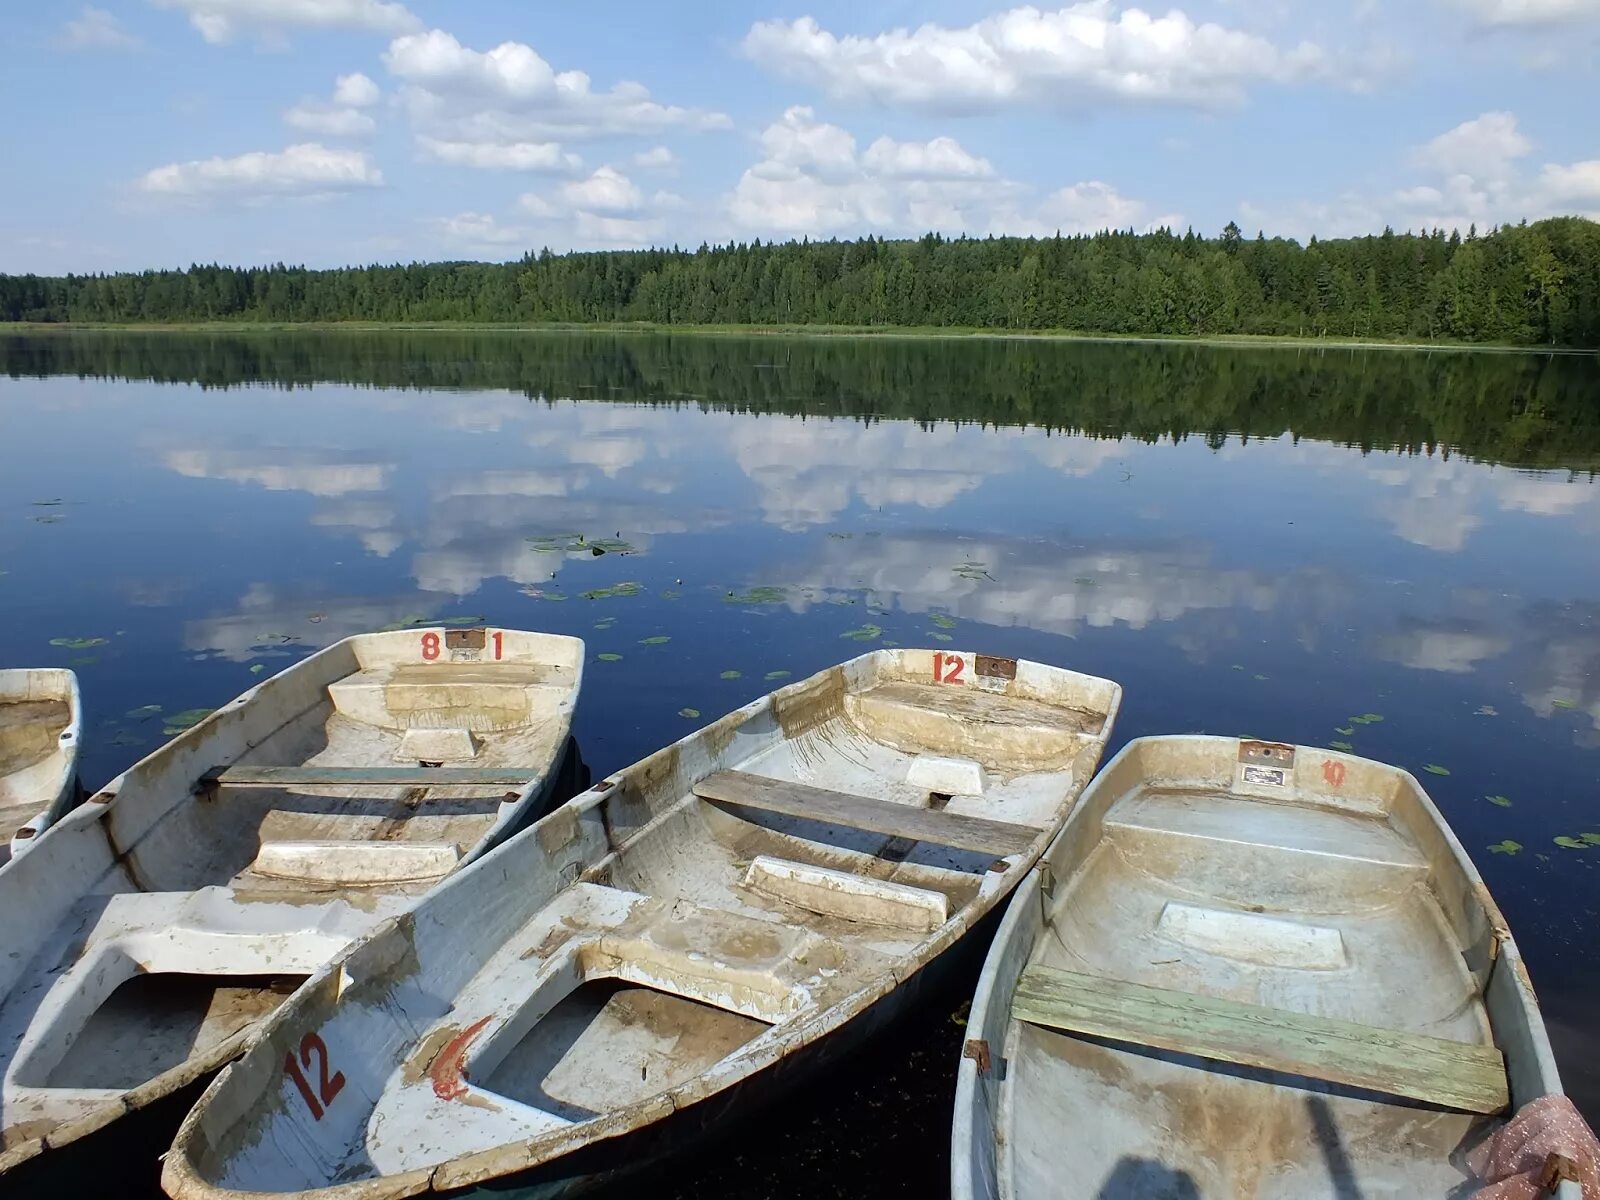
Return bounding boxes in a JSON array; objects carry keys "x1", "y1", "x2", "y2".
[
  {"x1": 727, "y1": 107, "x2": 1173, "y2": 239},
  {"x1": 1412, "y1": 111, "x2": 1529, "y2": 179},
  {"x1": 419, "y1": 137, "x2": 581, "y2": 173},
  {"x1": 742, "y1": 5, "x2": 1331, "y2": 114},
  {"x1": 560, "y1": 166, "x2": 644, "y2": 215},
  {"x1": 632, "y1": 146, "x2": 678, "y2": 172},
  {"x1": 1448, "y1": 0, "x2": 1600, "y2": 24},
  {"x1": 333, "y1": 71, "x2": 381, "y2": 108},
  {"x1": 58, "y1": 6, "x2": 143, "y2": 50},
  {"x1": 136, "y1": 143, "x2": 383, "y2": 200},
  {"x1": 283, "y1": 73, "x2": 382, "y2": 139},
  {"x1": 153, "y1": 0, "x2": 421, "y2": 44}
]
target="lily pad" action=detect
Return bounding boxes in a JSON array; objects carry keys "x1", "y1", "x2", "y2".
[
  {"x1": 930, "y1": 633, "x2": 954, "y2": 643},
  {"x1": 597, "y1": 653, "x2": 623, "y2": 662},
  {"x1": 583, "y1": 582, "x2": 643, "y2": 601},
  {"x1": 1488, "y1": 840, "x2": 1522, "y2": 855},
  {"x1": 678, "y1": 707, "x2": 701, "y2": 720},
  {"x1": 1486, "y1": 795, "x2": 1512, "y2": 808},
  {"x1": 1553, "y1": 836, "x2": 1588, "y2": 850},
  {"x1": 930, "y1": 613, "x2": 957, "y2": 630},
  {"x1": 50, "y1": 637, "x2": 108, "y2": 650},
  {"x1": 1350, "y1": 713, "x2": 1385, "y2": 725},
  {"x1": 1329, "y1": 740, "x2": 1354, "y2": 751},
  {"x1": 639, "y1": 636, "x2": 671, "y2": 646},
  {"x1": 763, "y1": 670, "x2": 791, "y2": 681},
  {"x1": 723, "y1": 586, "x2": 788, "y2": 605},
  {"x1": 953, "y1": 562, "x2": 993, "y2": 582},
  {"x1": 162, "y1": 708, "x2": 214, "y2": 735},
  {"x1": 1474, "y1": 705, "x2": 1499, "y2": 717},
  {"x1": 1551, "y1": 698, "x2": 1579, "y2": 711},
  {"x1": 249, "y1": 664, "x2": 267, "y2": 675},
  {"x1": 593, "y1": 618, "x2": 617, "y2": 630},
  {"x1": 840, "y1": 624, "x2": 883, "y2": 642},
  {"x1": 1422, "y1": 764, "x2": 1451, "y2": 776},
  {"x1": 1335, "y1": 726, "x2": 1355, "y2": 736},
  {"x1": 719, "y1": 670, "x2": 742, "y2": 680},
  {"x1": 1582, "y1": 833, "x2": 1600, "y2": 846},
  {"x1": 126, "y1": 705, "x2": 162, "y2": 721},
  {"x1": 589, "y1": 537, "x2": 635, "y2": 555},
  {"x1": 523, "y1": 589, "x2": 568, "y2": 601}
]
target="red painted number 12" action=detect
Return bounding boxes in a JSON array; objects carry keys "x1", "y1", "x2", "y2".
[
  {"x1": 934, "y1": 652, "x2": 965, "y2": 684},
  {"x1": 284, "y1": 1032, "x2": 345, "y2": 1121}
]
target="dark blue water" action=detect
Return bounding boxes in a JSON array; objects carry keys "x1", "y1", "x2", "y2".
[{"x1": 2, "y1": 330, "x2": 1597, "y2": 1194}]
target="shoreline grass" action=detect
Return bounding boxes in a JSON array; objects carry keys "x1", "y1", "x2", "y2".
[{"x1": 2, "y1": 320, "x2": 1591, "y2": 356}]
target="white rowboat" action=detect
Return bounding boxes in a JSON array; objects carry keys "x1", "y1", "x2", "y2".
[
  {"x1": 0, "y1": 628, "x2": 582, "y2": 1180},
  {"x1": 952, "y1": 736, "x2": 1574, "y2": 1200},
  {"x1": 163, "y1": 648, "x2": 1121, "y2": 1200}
]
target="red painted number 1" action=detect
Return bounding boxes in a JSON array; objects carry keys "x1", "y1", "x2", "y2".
[
  {"x1": 934, "y1": 652, "x2": 965, "y2": 684},
  {"x1": 284, "y1": 1032, "x2": 345, "y2": 1121},
  {"x1": 492, "y1": 631, "x2": 504, "y2": 660}
]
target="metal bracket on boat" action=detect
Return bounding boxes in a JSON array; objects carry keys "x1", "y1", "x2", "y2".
[
  {"x1": 1039, "y1": 862, "x2": 1055, "y2": 899},
  {"x1": 963, "y1": 1038, "x2": 993, "y2": 1075},
  {"x1": 446, "y1": 629, "x2": 487, "y2": 651}
]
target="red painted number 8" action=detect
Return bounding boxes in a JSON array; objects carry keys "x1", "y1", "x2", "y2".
[{"x1": 421, "y1": 632, "x2": 441, "y2": 661}]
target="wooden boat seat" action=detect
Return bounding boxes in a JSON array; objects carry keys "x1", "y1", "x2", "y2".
[
  {"x1": 327, "y1": 663, "x2": 571, "y2": 732},
  {"x1": 848, "y1": 681, "x2": 1100, "y2": 766},
  {"x1": 1012, "y1": 964, "x2": 1509, "y2": 1114},
  {"x1": 200, "y1": 765, "x2": 542, "y2": 793},
  {"x1": 246, "y1": 839, "x2": 463, "y2": 886},
  {"x1": 693, "y1": 770, "x2": 1038, "y2": 856}
]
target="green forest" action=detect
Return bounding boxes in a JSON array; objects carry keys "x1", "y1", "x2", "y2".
[
  {"x1": 6, "y1": 328, "x2": 1597, "y2": 471},
  {"x1": 3, "y1": 219, "x2": 1600, "y2": 347}
]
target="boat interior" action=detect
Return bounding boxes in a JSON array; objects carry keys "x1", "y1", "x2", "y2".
[
  {"x1": 984, "y1": 736, "x2": 1558, "y2": 1199},
  {"x1": 0, "y1": 669, "x2": 79, "y2": 858},
  {"x1": 0, "y1": 630, "x2": 581, "y2": 1168},
  {"x1": 170, "y1": 650, "x2": 1121, "y2": 1197}
]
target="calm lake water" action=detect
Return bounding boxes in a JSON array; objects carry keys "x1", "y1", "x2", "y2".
[{"x1": 2, "y1": 330, "x2": 1598, "y2": 1195}]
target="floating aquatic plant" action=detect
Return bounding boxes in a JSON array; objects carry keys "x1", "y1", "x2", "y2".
[
  {"x1": 597, "y1": 653, "x2": 623, "y2": 662},
  {"x1": 930, "y1": 613, "x2": 957, "y2": 630},
  {"x1": 50, "y1": 637, "x2": 108, "y2": 649},
  {"x1": 678, "y1": 707, "x2": 701, "y2": 719},
  {"x1": 1422, "y1": 763, "x2": 1451, "y2": 776},
  {"x1": 1486, "y1": 795, "x2": 1512, "y2": 808},
  {"x1": 639, "y1": 636, "x2": 671, "y2": 646},
  {"x1": 720, "y1": 670, "x2": 742, "y2": 680},
  {"x1": 840, "y1": 624, "x2": 883, "y2": 642},
  {"x1": 764, "y1": 670, "x2": 791, "y2": 681},
  {"x1": 724, "y1": 586, "x2": 788, "y2": 605},
  {"x1": 1488, "y1": 840, "x2": 1522, "y2": 855}
]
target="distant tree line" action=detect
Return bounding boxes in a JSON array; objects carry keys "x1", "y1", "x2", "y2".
[
  {"x1": 3, "y1": 218, "x2": 1599, "y2": 346},
  {"x1": 5, "y1": 328, "x2": 1596, "y2": 472}
]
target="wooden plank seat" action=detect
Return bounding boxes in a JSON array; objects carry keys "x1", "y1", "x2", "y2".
[
  {"x1": 199, "y1": 766, "x2": 541, "y2": 793},
  {"x1": 1012, "y1": 964, "x2": 1509, "y2": 1114},
  {"x1": 692, "y1": 769, "x2": 1039, "y2": 857}
]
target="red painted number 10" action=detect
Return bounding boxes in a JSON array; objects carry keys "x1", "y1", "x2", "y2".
[
  {"x1": 284, "y1": 1032, "x2": 344, "y2": 1121},
  {"x1": 933, "y1": 652, "x2": 965, "y2": 684}
]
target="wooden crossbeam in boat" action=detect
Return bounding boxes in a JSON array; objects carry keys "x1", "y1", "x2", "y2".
[
  {"x1": 692, "y1": 769, "x2": 1038, "y2": 857},
  {"x1": 1012, "y1": 965, "x2": 1509, "y2": 1115},
  {"x1": 199, "y1": 766, "x2": 539, "y2": 792}
]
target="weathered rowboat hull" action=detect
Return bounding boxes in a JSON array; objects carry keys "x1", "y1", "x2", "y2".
[
  {"x1": 163, "y1": 648, "x2": 1122, "y2": 1199},
  {"x1": 952, "y1": 736, "x2": 1575, "y2": 1200},
  {"x1": 0, "y1": 628, "x2": 583, "y2": 1181},
  {"x1": 0, "y1": 668, "x2": 82, "y2": 866}
]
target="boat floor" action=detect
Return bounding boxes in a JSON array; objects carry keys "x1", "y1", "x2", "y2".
[
  {"x1": 0, "y1": 886, "x2": 413, "y2": 1144},
  {"x1": 177, "y1": 695, "x2": 565, "y2": 896},
  {"x1": 365, "y1": 881, "x2": 901, "y2": 1175},
  {"x1": 0, "y1": 699, "x2": 71, "y2": 818},
  {"x1": 1002, "y1": 784, "x2": 1497, "y2": 1198}
]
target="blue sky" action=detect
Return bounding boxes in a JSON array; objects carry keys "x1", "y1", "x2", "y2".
[{"x1": 3, "y1": 0, "x2": 1598, "y2": 272}]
